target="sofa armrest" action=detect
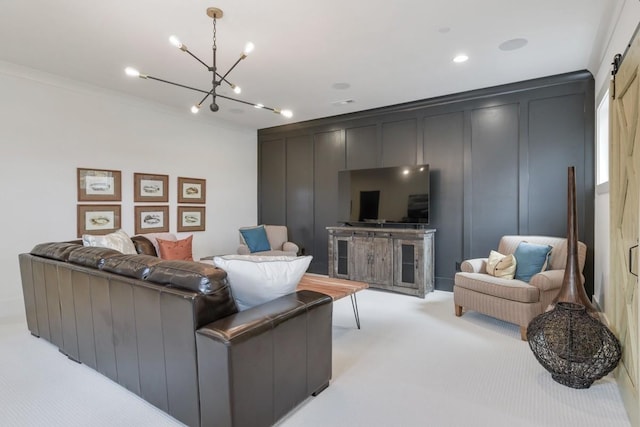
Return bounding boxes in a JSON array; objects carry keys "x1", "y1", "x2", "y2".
[
  {"x1": 529, "y1": 269, "x2": 565, "y2": 291},
  {"x1": 195, "y1": 290, "x2": 332, "y2": 427},
  {"x1": 282, "y1": 241, "x2": 299, "y2": 254},
  {"x1": 460, "y1": 258, "x2": 487, "y2": 273},
  {"x1": 237, "y1": 244, "x2": 251, "y2": 255}
]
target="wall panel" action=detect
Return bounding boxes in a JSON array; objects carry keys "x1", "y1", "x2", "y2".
[
  {"x1": 313, "y1": 130, "x2": 345, "y2": 273},
  {"x1": 259, "y1": 139, "x2": 286, "y2": 225},
  {"x1": 286, "y1": 135, "x2": 314, "y2": 256},
  {"x1": 423, "y1": 112, "x2": 464, "y2": 291},
  {"x1": 346, "y1": 125, "x2": 378, "y2": 169},
  {"x1": 469, "y1": 104, "x2": 520, "y2": 257},
  {"x1": 382, "y1": 118, "x2": 418, "y2": 167}
]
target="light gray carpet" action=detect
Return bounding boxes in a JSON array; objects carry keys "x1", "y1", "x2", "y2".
[{"x1": 0, "y1": 290, "x2": 630, "y2": 427}]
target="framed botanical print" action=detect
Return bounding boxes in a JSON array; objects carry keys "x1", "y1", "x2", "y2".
[
  {"x1": 177, "y1": 177, "x2": 206, "y2": 204},
  {"x1": 177, "y1": 206, "x2": 206, "y2": 232},
  {"x1": 134, "y1": 173, "x2": 169, "y2": 203},
  {"x1": 134, "y1": 205, "x2": 169, "y2": 234},
  {"x1": 77, "y1": 168, "x2": 122, "y2": 202},
  {"x1": 77, "y1": 204, "x2": 121, "y2": 237}
]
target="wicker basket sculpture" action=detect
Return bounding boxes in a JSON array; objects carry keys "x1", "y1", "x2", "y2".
[
  {"x1": 527, "y1": 166, "x2": 621, "y2": 388},
  {"x1": 527, "y1": 302, "x2": 621, "y2": 388}
]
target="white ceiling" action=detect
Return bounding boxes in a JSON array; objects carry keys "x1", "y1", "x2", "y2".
[{"x1": 0, "y1": 0, "x2": 618, "y2": 130}]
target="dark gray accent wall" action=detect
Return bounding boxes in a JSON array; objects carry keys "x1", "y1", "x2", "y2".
[{"x1": 258, "y1": 70, "x2": 595, "y2": 296}]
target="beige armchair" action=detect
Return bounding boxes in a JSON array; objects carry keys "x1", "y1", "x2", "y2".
[
  {"x1": 237, "y1": 225, "x2": 299, "y2": 256},
  {"x1": 453, "y1": 235, "x2": 586, "y2": 340}
]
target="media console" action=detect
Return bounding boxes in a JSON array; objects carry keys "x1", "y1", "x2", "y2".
[{"x1": 327, "y1": 226, "x2": 435, "y2": 298}]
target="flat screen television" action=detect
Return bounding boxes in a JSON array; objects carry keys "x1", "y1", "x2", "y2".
[{"x1": 338, "y1": 164, "x2": 430, "y2": 226}]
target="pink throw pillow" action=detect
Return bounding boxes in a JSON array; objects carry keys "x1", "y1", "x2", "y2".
[{"x1": 157, "y1": 235, "x2": 193, "y2": 261}]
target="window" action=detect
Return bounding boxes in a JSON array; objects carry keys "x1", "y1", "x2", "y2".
[{"x1": 596, "y1": 90, "x2": 609, "y2": 186}]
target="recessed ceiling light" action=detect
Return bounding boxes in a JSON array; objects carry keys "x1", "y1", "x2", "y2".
[
  {"x1": 453, "y1": 54, "x2": 469, "y2": 63},
  {"x1": 332, "y1": 82, "x2": 351, "y2": 90},
  {"x1": 499, "y1": 38, "x2": 528, "y2": 51}
]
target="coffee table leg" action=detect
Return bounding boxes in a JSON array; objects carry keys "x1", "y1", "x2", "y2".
[{"x1": 350, "y1": 294, "x2": 361, "y2": 329}]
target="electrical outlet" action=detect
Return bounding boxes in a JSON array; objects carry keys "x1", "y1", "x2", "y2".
[{"x1": 455, "y1": 261, "x2": 461, "y2": 272}]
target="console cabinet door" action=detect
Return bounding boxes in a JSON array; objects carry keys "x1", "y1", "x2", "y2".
[
  {"x1": 371, "y1": 236, "x2": 393, "y2": 287},
  {"x1": 350, "y1": 235, "x2": 372, "y2": 282},
  {"x1": 393, "y1": 238, "x2": 425, "y2": 296},
  {"x1": 331, "y1": 234, "x2": 351, "y2": 279}
]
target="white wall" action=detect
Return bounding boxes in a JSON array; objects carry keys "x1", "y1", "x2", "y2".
[
  {"x1": 590, "y1": 0, "x2": 640, "y2": 315},
  {"x1": 0, "y1": 61, "x2": 258, "y2": 321}
]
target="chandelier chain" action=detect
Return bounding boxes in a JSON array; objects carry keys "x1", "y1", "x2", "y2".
[{"x1": 212, "y1": 16, "x2": 217, "y2": 51}]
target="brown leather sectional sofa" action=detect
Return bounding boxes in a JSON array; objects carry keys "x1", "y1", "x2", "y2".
[{"x1": 18, "y1": 239, "x2": 332, "y2": 427}]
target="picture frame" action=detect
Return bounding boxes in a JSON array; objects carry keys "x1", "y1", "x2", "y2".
[
  {"x1": 134, "y1": 173, "x2": 169, "y2": 203},
  {"x1": 77, "y1": 204, "x2": 121, "y2": 237},
  {"x1": 77, "y1": 168, "x2": 122, "y2": 201},
  {"x1": 134, "y1": 205, "x2": 170, "y2": 234},
  {"x1": 177, "y1": 206, "x2": 206, "y2": 232},
  {"x1": 177, "y1": 177, "x2": 206, "y2": 204}
]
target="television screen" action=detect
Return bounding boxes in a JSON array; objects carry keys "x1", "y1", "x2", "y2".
[{"x1": 338, "y1": 164, "x2": 430, "y2": 225}]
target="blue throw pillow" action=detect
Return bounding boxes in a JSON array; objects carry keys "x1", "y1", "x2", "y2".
[
  {"x1": 513, "y1": 242, "x2": 552, "y2": 282},
  {"x1": 240, "y1": 226, "x2": 271, "y2": 253}
]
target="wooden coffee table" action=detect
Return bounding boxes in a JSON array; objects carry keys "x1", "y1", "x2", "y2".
[{"x1": 297, "y1": 274, "x2": 368, "y2": 329}]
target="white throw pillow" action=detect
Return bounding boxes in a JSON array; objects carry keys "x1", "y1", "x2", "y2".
[
  {"x1": 213, "y1": 255, "x2": 313, "y2": 311},
  {"x1": 486, "y1": 250, "x2": 517, "y2": 279},
  {"x1": 82, "y1": 229, "x2": 137, "y2": 255}
]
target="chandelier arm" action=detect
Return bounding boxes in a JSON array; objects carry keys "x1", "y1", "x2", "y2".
[
  {"x1": 216, "y1": 93, "x2": 278, "y2": 112},
  {"x1": 218, "y1": 56, "x2": 245, "y2": 85},
  {"x1": 184, "y1": 49, "x2": 211, "y2": 70},
  {"x1": 215, "y1": 72, "x2": 237, "y2": 89},
  {"x1": 146, "y1": 75, "x2": 211, "y2": 95},
  {"x1": 197, "y1": 90, "x2": 214, "y2": 107}
]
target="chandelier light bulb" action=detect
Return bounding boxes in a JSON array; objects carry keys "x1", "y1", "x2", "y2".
[
  {"x1": 281, "y1": 109, "x2": 293, "y2": 118},
  {"x1": 190, "y1": 105, "x2": 200, "y2": 114},
  {"x1": 125, "y1": 67, "x2": 140, "y2": 77},
  {"x1": 169, "y1": 35, "x2": 182, "y2": 48},
  {"x1": 243, "y1": 42, "x2": 255, "y2": 56},
  {"x1": 232, "y1": 85, "x2": 242, "y2": 94}
]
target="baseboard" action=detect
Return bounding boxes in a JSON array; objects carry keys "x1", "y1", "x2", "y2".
[{"x1": 0, "y1": 298, "x2": 25, "y2": 324}]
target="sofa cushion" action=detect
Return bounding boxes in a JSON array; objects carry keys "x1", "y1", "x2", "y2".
[
  {"x1": 102, "y1": 254, "x2": 163, "y2": 280},
  {"x1": 146, "y1": 260, "x2": 227, "y2": 294},
  {"x1": 213, "y1": 255, "x2": 312, "y2": 311},
  {"x1": 68, "y1": 246, "x2": 122, "y2": 269},
  {"x1": 157, "y1": 235, "x2": 193, "y2": 261},
  {"x1": 513, "y1": 242, "x2": 552, "y2": 282},
  {"x1": 31, "y1": 242, "x2": 81, "y2": 261},
  {"x1": 455, "y1": 272, "x2": 540, "y2": 303},
  {"x1": 486, "y1": 250, "x2": 516, "y2": 279},
  {"x1": 239, "y1": 226, "x2": 271, "y2": 253},
  {"x1": 130, "y1": 235, "x2": 158, "y2": 257},
  {"x1": 82, "y1": 229, "x2": 137, "y2": 255}
]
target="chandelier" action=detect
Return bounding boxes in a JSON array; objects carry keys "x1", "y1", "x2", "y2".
[{"x1": 125, "y1": 7, "x2": 292, "y2": 118}]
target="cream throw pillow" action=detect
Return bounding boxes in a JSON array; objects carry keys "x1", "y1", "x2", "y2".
[
  {"x1": 82, "y1": 229, "x2": 137, "y2": 255},
  {"x1": 486, "y1": 250, "x2": 517, "y2": 279}
]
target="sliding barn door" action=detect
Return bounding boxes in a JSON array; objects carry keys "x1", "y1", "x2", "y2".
[{"x1": 610, "y1": 29, "x2": 640, "y2": 425}]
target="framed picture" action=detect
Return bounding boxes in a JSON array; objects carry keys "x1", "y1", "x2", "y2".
[
  {"x1": 177, "y1": 206, "x2": 206, "y2": 232},
  {"x1": 177, "y1": 177, "x2": 206, "y2": 204},
  {"x1": 134, "y1": 205, "x2": 169, "y2": 234},
  {"x1": 134, "y1": 173, "x2": 169, "y2": 203},
  {"x1": 77, "y1": 204, "x2": 121, "y2": 237},
  {"x1": 77, "y1": 168, "x2": 122, "y2": 201}
]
